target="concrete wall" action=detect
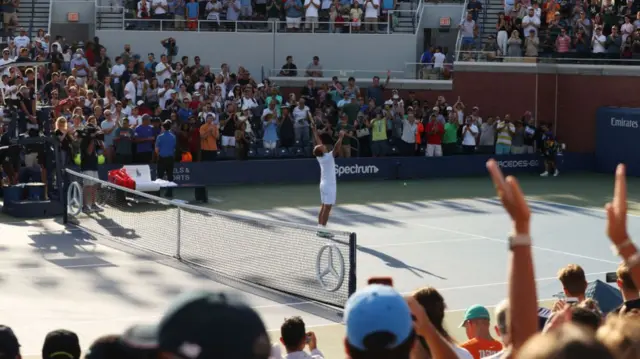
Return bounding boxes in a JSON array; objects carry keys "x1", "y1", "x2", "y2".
[
  {"x1": 95, "y1": 30, "x2": 420, "y2": 78},
  {"x1": 50, "y1": 0, "x2": 95, "y2": 43},
  {"x1": 421, "y1": 3, "x2": 466, "y2": 28}
]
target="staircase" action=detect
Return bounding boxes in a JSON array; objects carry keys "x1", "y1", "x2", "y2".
[
  {"x1": 18, "y1": 0, "x2": 51, "y2": 37},
  {"x1": 394, "y1": 1, "x2": 419, "y2": 34},
  {"x1": 96, "y1": 7, "x2": 125, "y2": 30},
  {"x1": 479, "y1": 0, "x2": 503, "y2": 45}
]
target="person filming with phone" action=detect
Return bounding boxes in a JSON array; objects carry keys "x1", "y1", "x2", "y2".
[
  {"x1": 277, "y1": 316, "x2": 324, "y2": 359},
  {"x1": 552, "y1": 264, "x2": 588, "y2": 312}
]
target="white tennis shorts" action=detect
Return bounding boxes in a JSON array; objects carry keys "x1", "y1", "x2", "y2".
[
  {"x1": 82, "y1": 170, "x2": 99, "y2": 187},
  {"x1": 320, "y1": 183, "x2": 336, "y2": 205},
  {"x1": 221, "y1": 136, "x2": 236, "y2": 147}
]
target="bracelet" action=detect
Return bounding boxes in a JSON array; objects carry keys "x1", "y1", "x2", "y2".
[
  {"x1": 612, "y1": 239, "x2": 635, "y2": 256},
  {"x1": 625, "y1": 251, "x2": 640, "y2": 269}
]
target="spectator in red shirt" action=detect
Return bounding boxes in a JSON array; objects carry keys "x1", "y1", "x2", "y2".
[{"x1": 425, "y1": 114, "x2": 444, "y2": 157}]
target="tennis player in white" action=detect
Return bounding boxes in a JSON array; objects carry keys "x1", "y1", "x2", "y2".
[{"x1": 312, "y1": 126, "x2": 346, "y2": 237}]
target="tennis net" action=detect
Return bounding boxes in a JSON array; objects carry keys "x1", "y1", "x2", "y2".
[{"x1": 63, "y1": 168, "x2": 357, "y2": 308}]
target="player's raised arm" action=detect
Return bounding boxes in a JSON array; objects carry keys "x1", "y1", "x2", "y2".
[{"x1": 333, "y1": 130, "x2": 346, "y2": 158}]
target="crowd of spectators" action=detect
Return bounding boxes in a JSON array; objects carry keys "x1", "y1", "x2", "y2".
[
  {"x1": 460, "y1": 0, "x2": 640, "y2": 61},
  {"x1": 122, "y1": 0, "x2": 401, "y2": 32},
  {"x1": 1, "y1": 162, "x2": 640, "y2": 359},
  {"x1": 0, "y1": 34, "x2": 556, "y2": 184}
]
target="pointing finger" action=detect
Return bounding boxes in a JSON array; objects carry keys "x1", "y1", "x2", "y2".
[{"x1": 614, "y1": 164, "x2": 627, "y2": 211}]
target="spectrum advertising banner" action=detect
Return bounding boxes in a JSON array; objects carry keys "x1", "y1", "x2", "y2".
[
  {"x1": 596, "y1": 107, "x2": 640, "y2": 176},
  {"x1": 91, "y1": 153, "x2": 593, "y2": 186}
]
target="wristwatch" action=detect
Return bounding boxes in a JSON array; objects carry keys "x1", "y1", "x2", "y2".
[{"x1": 509, "y1": 234, "x2": 532, "y2": 250}]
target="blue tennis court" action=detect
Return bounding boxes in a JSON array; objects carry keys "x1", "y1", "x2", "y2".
[
  {"x1": 230, "y1": 197, "x2": 624, "y2": 310},
  {"x1": 1, "y1": 181, "x2": 632, "y2": 359}
]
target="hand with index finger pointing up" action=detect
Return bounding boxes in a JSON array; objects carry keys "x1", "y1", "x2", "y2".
[
  {"x1": 606, "y1": 164, "x2": 630, "y2": 245},
  {"x1": 486, "y1": 159, "x2": 531, "y2": 234}
]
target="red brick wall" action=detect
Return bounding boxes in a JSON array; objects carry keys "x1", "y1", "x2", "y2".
[{"x1": 281, "y1": 72, "x2": 640, "y2": 153}]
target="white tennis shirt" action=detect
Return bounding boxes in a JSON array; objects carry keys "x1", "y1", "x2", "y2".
[{"x1": 317, "y1": 151, "x2": 336, "y2": 186}]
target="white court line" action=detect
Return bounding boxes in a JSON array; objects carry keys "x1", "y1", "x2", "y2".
[
  {"x1": 406, "y1": 222, "x2": 619, "y2": 265},
  {"x1": 238, "y1": 200, "x2": 620, "y2": 264},
  {"x1": 251, "y1": 271, "x2": 610, "y2": 310},
  {"x1": 367, "y1": 237, "x2": 484, "y2": 248}
]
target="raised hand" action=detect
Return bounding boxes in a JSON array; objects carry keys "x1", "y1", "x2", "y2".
[
  {"x1": 405, "y1": 296, "x2": 430, "y2": 337},
  {"x1": 486, "y1": 159, "x2": 531, "y2": 233},
  {"x1": 543, "y1": 303, "x2": 572, "y2": 333},
  {"x1": 606, "y1": 164, "x2": 629, "y2": 245}
]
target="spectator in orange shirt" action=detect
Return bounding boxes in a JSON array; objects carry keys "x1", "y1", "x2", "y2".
[
  {"x1": 415, "y1": 116, "x2": 424, "y2": 151},
  {"x1": 199, "y1": 113, "x2": 219, "y2": 161},
  {"x1": 460, "y1": 305, "x2": 503, "y2": 359}
]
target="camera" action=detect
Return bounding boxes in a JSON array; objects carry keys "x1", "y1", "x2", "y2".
[{"x1": 76, "y1": 124, "x2": 104, "y2": 141}]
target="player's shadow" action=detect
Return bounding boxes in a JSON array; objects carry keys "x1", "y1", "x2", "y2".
[
  {"x1": 357, "y1": 245, "x2": 447, "y2": 280},
  {"x1": 527, "y1": 200, "x2": 604, "y2": 219},
  {"x1": 474, "y1": 198, "x2": 564, "y2": 215},
  {"x1": 432, "y1": 200, "x2": 490, "y2": 214},
  {"x1": 92, "y1": 213, "x2": 141, "y2": 240}
]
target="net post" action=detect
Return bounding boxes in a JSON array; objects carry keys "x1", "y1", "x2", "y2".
[
  {"x1": 348, "y1": 232, "x2": 357, "y2": 298},
  {"x1": 176, "y1": 206, "x2": 182, "y2": 260}
]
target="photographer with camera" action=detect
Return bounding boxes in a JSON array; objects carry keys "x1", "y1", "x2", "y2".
[
  {"x1": 0, "y1": 124, "x2": 20, "y2": 185},
  {"x1": 18, "y1": 84, "x2": 38, "y2": 134},
  {"x1": 77, "y1": 119, "x2": 105, "y2": 213},
  {"x1": 161, "y1": 38, "x2": 178, "y2": 63}
]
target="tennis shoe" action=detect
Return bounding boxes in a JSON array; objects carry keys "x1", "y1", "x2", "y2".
[
  {"x1": 540, "y1": 171, "x2": 549, "y2": 177},
  {"x1": 91, "y1": 204, "x2": 104, "y2": 212},
  {"x1": 82, "y1": 206, "x2": 94, "y2": 214},
  {"x1": 554, "y1": 170, "x2": 559, "y2": 177}
]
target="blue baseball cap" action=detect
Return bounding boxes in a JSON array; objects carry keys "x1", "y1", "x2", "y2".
[{"x1": 345, "y1": 284, "x2": 413, "y2": 351}]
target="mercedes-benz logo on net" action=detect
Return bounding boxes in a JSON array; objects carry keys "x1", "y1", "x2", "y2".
[
  {"x1": 315, "y1": 244, "x2": 346, "y2": 292},
  {"x1": 498, "y1": 160, "x2": 539, "y2": 168},
  {"x1": 67, "y1": 181, "x2": 83, "y2": 216}
]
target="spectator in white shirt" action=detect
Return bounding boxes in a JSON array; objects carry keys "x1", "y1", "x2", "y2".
[
  {"x1": 432, "y1": 46, "x2": 446, "y2": 70},
  {"x1": 304, "y1": 0, "x2": 320, "y2": 30},
  {"x1": 363, "y1": 0, "x2": 379, "y2": 32},
  {"x1": 461, "y1": 116, "x2": 479, "y2": 154},
  {"x1": 13, "y1": 28, "x2": 30, "y2": 53},
  {"x1": 206, "y1": 0, "x2": 222, "y2": 24},
  {"x1": 155, "y1": 54, "x2": 173, "y2": 85},
  {"x1": 278, "y1": 317, "x2": 324, "y2": 359},
  {"x1": 124, "y1": 74, "x2": 139, "y2": 104},
  {"x1": 110, "y1": 56, "x2": 126, "y2": 98},
  {"x1": 152, "y1": 0, "x2": 169, "y2": 18},
  {"x1": 592, "y1": 27, "x2": 607, "y2": 55},
  {"x1": 158, "y1": 82, "x2": 173, "y2": 110},
  {"x1": 522, "y1": 8, "x2": 540, "y2": 37},
  {"x1": 0, "y1": 49, "x2": 14, "y2": 76},
  {"x1": 292, "y1": 98, "x2": 311, "y2": 143},
  {"x1": 401, "y1": 112, "x2": 418, "y2": 156}
]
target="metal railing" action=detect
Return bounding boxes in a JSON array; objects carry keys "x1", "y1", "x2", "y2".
[
  {"x1": 96, "y1": 5, "x2": 125, "y2": 30},
  {"x1": 404, "y1": 62, "x2": 452, "y2": 79},
  {"x1": 453, "y1": 0, "x2": 470, "y2": 61},
  {"x1": 28, "y1": 0, "x2": 37, "y2": 38},
  {"x1": 47, "y1": 0, "x2": 53, "y2": 34},
  {"x1": 267, "y1": 68, "x2": 405, "y2": 78},
  {"x1": 413, "y1": 0, "x2": 423, "y2": 35},
  {"x1": 456, "y1": 50, "x2": 640, "y2": 66},
  {"x1": 95, "y1": 14, "x2": 418, "y2": 33}
]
